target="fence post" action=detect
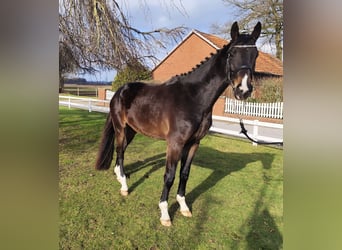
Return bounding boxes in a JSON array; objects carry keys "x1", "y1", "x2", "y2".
[
  {"x1": 280, "y1": 102, "x2": 283, "y2": 119},
  {"x1": 68, "y1": 96, "x2": 71, "y2": 109},
  {"x1": 253, "y1": 120, "x2": 259, "y2": 146},
  {"x1": 88, "y1": 99, "x2": 92, "y2": 112},
  {"x1": 224, "y1": 98, "x2": 226, "y2": 112}
]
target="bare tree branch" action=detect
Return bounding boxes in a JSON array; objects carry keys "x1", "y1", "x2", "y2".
[
  {"x1": 212, "y1": 0, "x2": 283, "y2": 60},
  {"x1": 59, "y1": 0, "x2": 187, "y2": 79}
]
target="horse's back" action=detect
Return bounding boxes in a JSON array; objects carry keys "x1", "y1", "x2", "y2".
[{"x1": 110, "y1": 82, "x2": 172, "y2": 138}]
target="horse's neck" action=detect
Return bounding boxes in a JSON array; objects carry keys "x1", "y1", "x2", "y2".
[
  {"x1": 184, "y1": 50, "x2": 229, "y2": 110},
  {"x1": 198, "y1": 76, "x2": 229, "y2": 111}
]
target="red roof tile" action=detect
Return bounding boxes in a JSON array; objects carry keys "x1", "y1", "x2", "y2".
[{"x1": 255, "y1": 51, "x2": 283, "y2": 76}]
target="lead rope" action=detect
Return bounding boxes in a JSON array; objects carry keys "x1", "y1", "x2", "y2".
[{"x1": 230, "y1": 97, "x2": 283, "y2": 146}]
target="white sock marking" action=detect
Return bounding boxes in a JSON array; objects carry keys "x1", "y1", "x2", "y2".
[
  {"x1": 240, "y1": 74, "x2": 249, "y2": 93},
  {"x1": 159, "y1": 201, "x2": 170, "y2": 221},
  {"x1": 114, "y1": 165, "x2": 128, "y2": 191},
  {"x1": 176, "y1": 194, "x2": 190, "y2": 212}
]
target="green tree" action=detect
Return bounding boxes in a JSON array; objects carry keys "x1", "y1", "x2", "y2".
[
  {"x1": 112, "y1": 62, "x2": 151, "y2": 91},
  {"x1": 257, "y1": 78, "x2": 283, "y2": 102}
]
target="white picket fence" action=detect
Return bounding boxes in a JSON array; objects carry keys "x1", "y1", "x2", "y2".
[
  {"x1": 59, "y1": 95, "x2": 283, "y2": 146},
  {"x1": 225, "y1": 98, "x2": 283, "y2": 119}
]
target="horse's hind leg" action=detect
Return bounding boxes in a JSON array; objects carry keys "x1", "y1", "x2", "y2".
[
  {"x1": 114, "y1": 125, "x2": 136, "y2": 196},
  {"x1": 176, "y1": 142, "x2": 199, "y2": 217}
]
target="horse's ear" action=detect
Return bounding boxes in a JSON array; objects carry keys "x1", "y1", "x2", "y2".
[
  {"x1": 251, "y1": 22, "x2": 262, "y2": 41},
  {"x1": 230, "y1": 21, "x2": 239, "y2": 41}
]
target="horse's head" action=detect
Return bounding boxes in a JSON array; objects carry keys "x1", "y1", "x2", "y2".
[{"x1": 226, "y1": 21, "x2": 261, "y2": 100}]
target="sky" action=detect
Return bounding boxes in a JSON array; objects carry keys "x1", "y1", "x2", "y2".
[
  {"x1": 119, "y1": 0, "x2": 232, "y2": 33},
  {"x1": 83, "y1": 0, "x2": 269, "y2": 81}
]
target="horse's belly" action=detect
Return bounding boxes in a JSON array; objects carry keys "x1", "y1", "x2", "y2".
[{"x1": 126, "y1": 112, "x2": 169, "y2": 140}]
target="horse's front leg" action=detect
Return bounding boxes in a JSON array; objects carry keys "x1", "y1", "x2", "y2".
[
  {"x1": 159, "y1": 144, "x2": 182, "y2": 226},
  {"x1": 176, "y1": 142, "x2": 199, "y2": 217}
]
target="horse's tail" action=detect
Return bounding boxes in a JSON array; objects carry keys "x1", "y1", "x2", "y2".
[{"x1": 95, "y1": 114, "x2": 115, "y2": 170}]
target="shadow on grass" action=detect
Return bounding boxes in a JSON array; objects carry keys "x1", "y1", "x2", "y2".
[
  {"x1": 166, "y1": 146, "x2": 279, "y2": 248},
  {"x1": 59, "y1": 108, "x2": 106, "y2": 127},
  {"x1": 122, "y1": 144, "x2": 281, "y2": 248},
  {"x1": 124, "y1": 145, "x2": 274, "y2": 199},
  {"x1": 59, "y1": 108, "x2": 107, "y2": 151},
  {"x1": 230, "y1": 184, "x2": 283, "y2": 250},
  {"x1": 124, "y1": 153, "x2": 166, "y2": 194},
  {"x1": 167, "y1": 146, "x2": 275, "y2": 216}
]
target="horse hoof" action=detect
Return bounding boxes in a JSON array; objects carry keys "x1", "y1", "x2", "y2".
[
  {"x1": 180, "y1": 210, "x2": 192, "y2": 217},
  {"x1": 160, "y1": 219, "x2": 172, "y2": 227},
  {"x1": 120, "y1": 190, "x2": 128, "y2": 196}
]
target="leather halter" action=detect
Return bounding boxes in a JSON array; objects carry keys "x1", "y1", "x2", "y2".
[{"x1": 226, "y1": 44, "x2": 257, "y2": 86}]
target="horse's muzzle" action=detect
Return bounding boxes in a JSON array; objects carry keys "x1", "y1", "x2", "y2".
[{"x1": 232, "y1": 69, "x2": 253, "y2": 100}]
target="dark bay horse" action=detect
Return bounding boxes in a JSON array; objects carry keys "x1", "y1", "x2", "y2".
[{"x1": 95, "y1": 22, "x2": 261, "y2": 226}]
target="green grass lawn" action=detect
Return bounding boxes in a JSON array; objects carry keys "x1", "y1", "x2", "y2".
[{"x1": 59, "y1": 106, "x2": 283, "y2": 249}]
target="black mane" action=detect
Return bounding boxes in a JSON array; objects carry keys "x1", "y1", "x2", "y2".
[{"x1": 166, "y1": 43, "x2": 231, "y2": 83}]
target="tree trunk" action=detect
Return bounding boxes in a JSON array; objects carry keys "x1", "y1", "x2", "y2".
[
  {"x1": 59, "y1": 73, "x2": 64, "y2": 93},
  {"x1": 275, "y1": 24, "x2": 283, "y2": 61}
]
